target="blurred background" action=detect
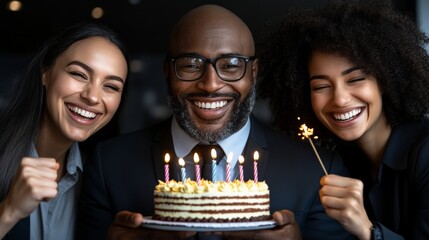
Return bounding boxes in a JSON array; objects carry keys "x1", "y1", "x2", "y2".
[{"x1": 0, "y1": 0, "x2": 427, "y2": 142}]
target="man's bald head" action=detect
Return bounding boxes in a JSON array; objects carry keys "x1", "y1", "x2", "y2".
[{"x1": 168, "y1": 4, "x2": 255, "y2": 56}]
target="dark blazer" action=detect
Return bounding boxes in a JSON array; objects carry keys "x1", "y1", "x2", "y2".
[
  {"x1": 343, "y1": 120, "x2": 429, "y2": 239},
  {"x1": 78, "y1": 117, "x2": 353, "y2": 239},
  {"x1": 4, "y1": 217, "x2": 29, "y2": 239}
]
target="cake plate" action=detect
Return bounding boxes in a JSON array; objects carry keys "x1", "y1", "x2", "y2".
[{"x1": 141, "y1": 216, "x2": 276, "y2": 232}]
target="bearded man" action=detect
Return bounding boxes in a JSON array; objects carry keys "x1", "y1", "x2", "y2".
[{"x1": 78, "y1": 4, "x2": 352, "y2": 240}]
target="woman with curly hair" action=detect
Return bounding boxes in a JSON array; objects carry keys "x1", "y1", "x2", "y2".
[{"x1": 258, "y1": 0, "x2": 429, "y2": 239}]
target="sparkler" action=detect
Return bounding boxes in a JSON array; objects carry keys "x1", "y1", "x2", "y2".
[{"x1": 298, "y1": 118, "x2": 328, "y2": 175}]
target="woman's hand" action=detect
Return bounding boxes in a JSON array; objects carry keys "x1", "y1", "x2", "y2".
[
  {"x1": 0, "y1": 157, "x2": 58, "y2": 237},
  {"x1": 320, "y1": 174, "x2": 372, "y2": 240}
]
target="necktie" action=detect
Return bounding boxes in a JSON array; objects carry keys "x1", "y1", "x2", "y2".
[{"x1": 191, "y1": 144, "x2": 225, "y2": 181}]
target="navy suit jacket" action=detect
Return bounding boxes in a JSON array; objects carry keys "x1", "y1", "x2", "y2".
[
  {"x1": 342, "y1": 119, "x2": 429, "y2": 239},
  {"x1": 78, "y1": 117, "x2": 353, "y2": 239}
]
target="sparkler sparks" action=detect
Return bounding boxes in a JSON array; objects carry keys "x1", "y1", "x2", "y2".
[{"x1": 298, "y1": 118, "x2": 328, "y2": 175}]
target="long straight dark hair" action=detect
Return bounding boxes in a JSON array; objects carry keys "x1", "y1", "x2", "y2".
[{"x1": 0, "y1": 22, "x2": 127, "y2": 200}]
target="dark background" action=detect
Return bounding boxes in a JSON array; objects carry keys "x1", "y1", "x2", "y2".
[
  {"x1": 0, "y1": 0, "x2": 417, "y2": 54},
  {"x1": 0, "y1": 0, "x2": 418, "y2": 141}
]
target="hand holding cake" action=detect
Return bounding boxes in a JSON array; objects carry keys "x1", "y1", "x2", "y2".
[
  {"x1": 107, "y1": 211, "x2": 196, "y2": 240},
  {"x1": 217, "y1": 210, "x2": 302, "y2": 240}
]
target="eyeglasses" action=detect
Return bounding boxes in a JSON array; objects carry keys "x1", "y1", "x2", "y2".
[{"x1": 170, "y1": 54, "x2": 256, "y2": 82}]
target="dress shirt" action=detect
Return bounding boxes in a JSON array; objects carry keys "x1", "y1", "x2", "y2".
[
  {"x1": 171, "y1": 116, "x2": 251, "y2": 181},
  {"x1": 29, "y1": 142, "x2": 83, "y2": 240}
]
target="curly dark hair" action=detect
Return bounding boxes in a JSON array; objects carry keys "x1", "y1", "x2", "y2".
[{"x1": 257, "y1": 0, "x2": 429, "y2": 148}]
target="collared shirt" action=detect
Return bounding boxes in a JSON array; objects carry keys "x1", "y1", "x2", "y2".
[
  {"x1": 171, "y1": 116, "x2": 251, "y2": 181},
  {"x1": 29, "y1": 142, "x2": 83, "y2": 240}
]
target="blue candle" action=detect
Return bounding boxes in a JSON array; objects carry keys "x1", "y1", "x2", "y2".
[
  {"x1": 211, "y1": 148, "x2": 217, "y2": 182},
  {"x1": 179, "y1": 158, "x2": 186, "y2": 182}
]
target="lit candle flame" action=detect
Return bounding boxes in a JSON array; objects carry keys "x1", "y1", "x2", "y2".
[
  {"x1": 253, "y1": 151, "x2": 259, "y2": 161},
  {"x1": 238, "y1": 155, "x2": 245, "y2": 165},
  {"x1": 193, "y1": 153, "x2": 200, "y2": 164},
  {"x1": 164, "y1": 153, "x2": 170, "y2": 163},
  {"x1": 178, "y1": 158, "x2": 185, "y2": 167},
  {"x1": 211, "y1": 148, "x2": 217, "y2": 159},
  {"x1": 227, "y1": 152, "x2": 233, "y2": 163}
]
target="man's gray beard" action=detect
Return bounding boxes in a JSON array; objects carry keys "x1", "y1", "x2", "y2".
[{"x1": 168, "y1": 86, "x2": 256, "y2": 143}]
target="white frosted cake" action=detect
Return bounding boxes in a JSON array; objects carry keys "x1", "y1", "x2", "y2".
[{"x1": 153, "y1": 179, "x2": 270, "y2": 222}]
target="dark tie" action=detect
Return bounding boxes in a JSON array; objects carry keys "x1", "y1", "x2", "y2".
[{"x1": 191, "y1": 144, "x2": 225, "y2": 181}]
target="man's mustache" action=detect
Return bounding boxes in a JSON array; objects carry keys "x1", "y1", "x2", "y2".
[{"x1": 183, "y1": 92, "x2": 240, "y2": 99}]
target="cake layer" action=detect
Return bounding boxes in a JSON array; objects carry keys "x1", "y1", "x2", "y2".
[{"x1": 152, "y1": 212, "x2": 271, "y2": 222}]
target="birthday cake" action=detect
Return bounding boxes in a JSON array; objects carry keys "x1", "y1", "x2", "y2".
[{"x1": 153, "y1": 179, "x2": 271, "y2": 222}]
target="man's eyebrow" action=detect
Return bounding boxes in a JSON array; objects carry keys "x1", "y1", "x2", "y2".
[
  {"x1": 67, "y1": 60, "x2": 124, "y2": 84},
  {"x1": 309, "y1": 67, "x2": 363, "y2": 81}
]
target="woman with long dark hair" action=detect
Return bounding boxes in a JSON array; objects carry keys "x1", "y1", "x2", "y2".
[{"x1": 0, "y1": 22, "x2": 128, "y2": 239}]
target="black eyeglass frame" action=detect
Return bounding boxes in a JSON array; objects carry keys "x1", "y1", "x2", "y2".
[{"x1": 169, "y1": 54, "x2": 256, "y2": 82}]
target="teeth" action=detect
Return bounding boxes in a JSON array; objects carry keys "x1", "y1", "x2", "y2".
[
  {"x1": 194, "y1": 101, "x2": 227, "y2": 109},
  {"x1": 68, "y1": 105, "x2": 97, "y2": 119},
  {"x1": 333, "y1": 108, "x2": 361, "y2": 121}
]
